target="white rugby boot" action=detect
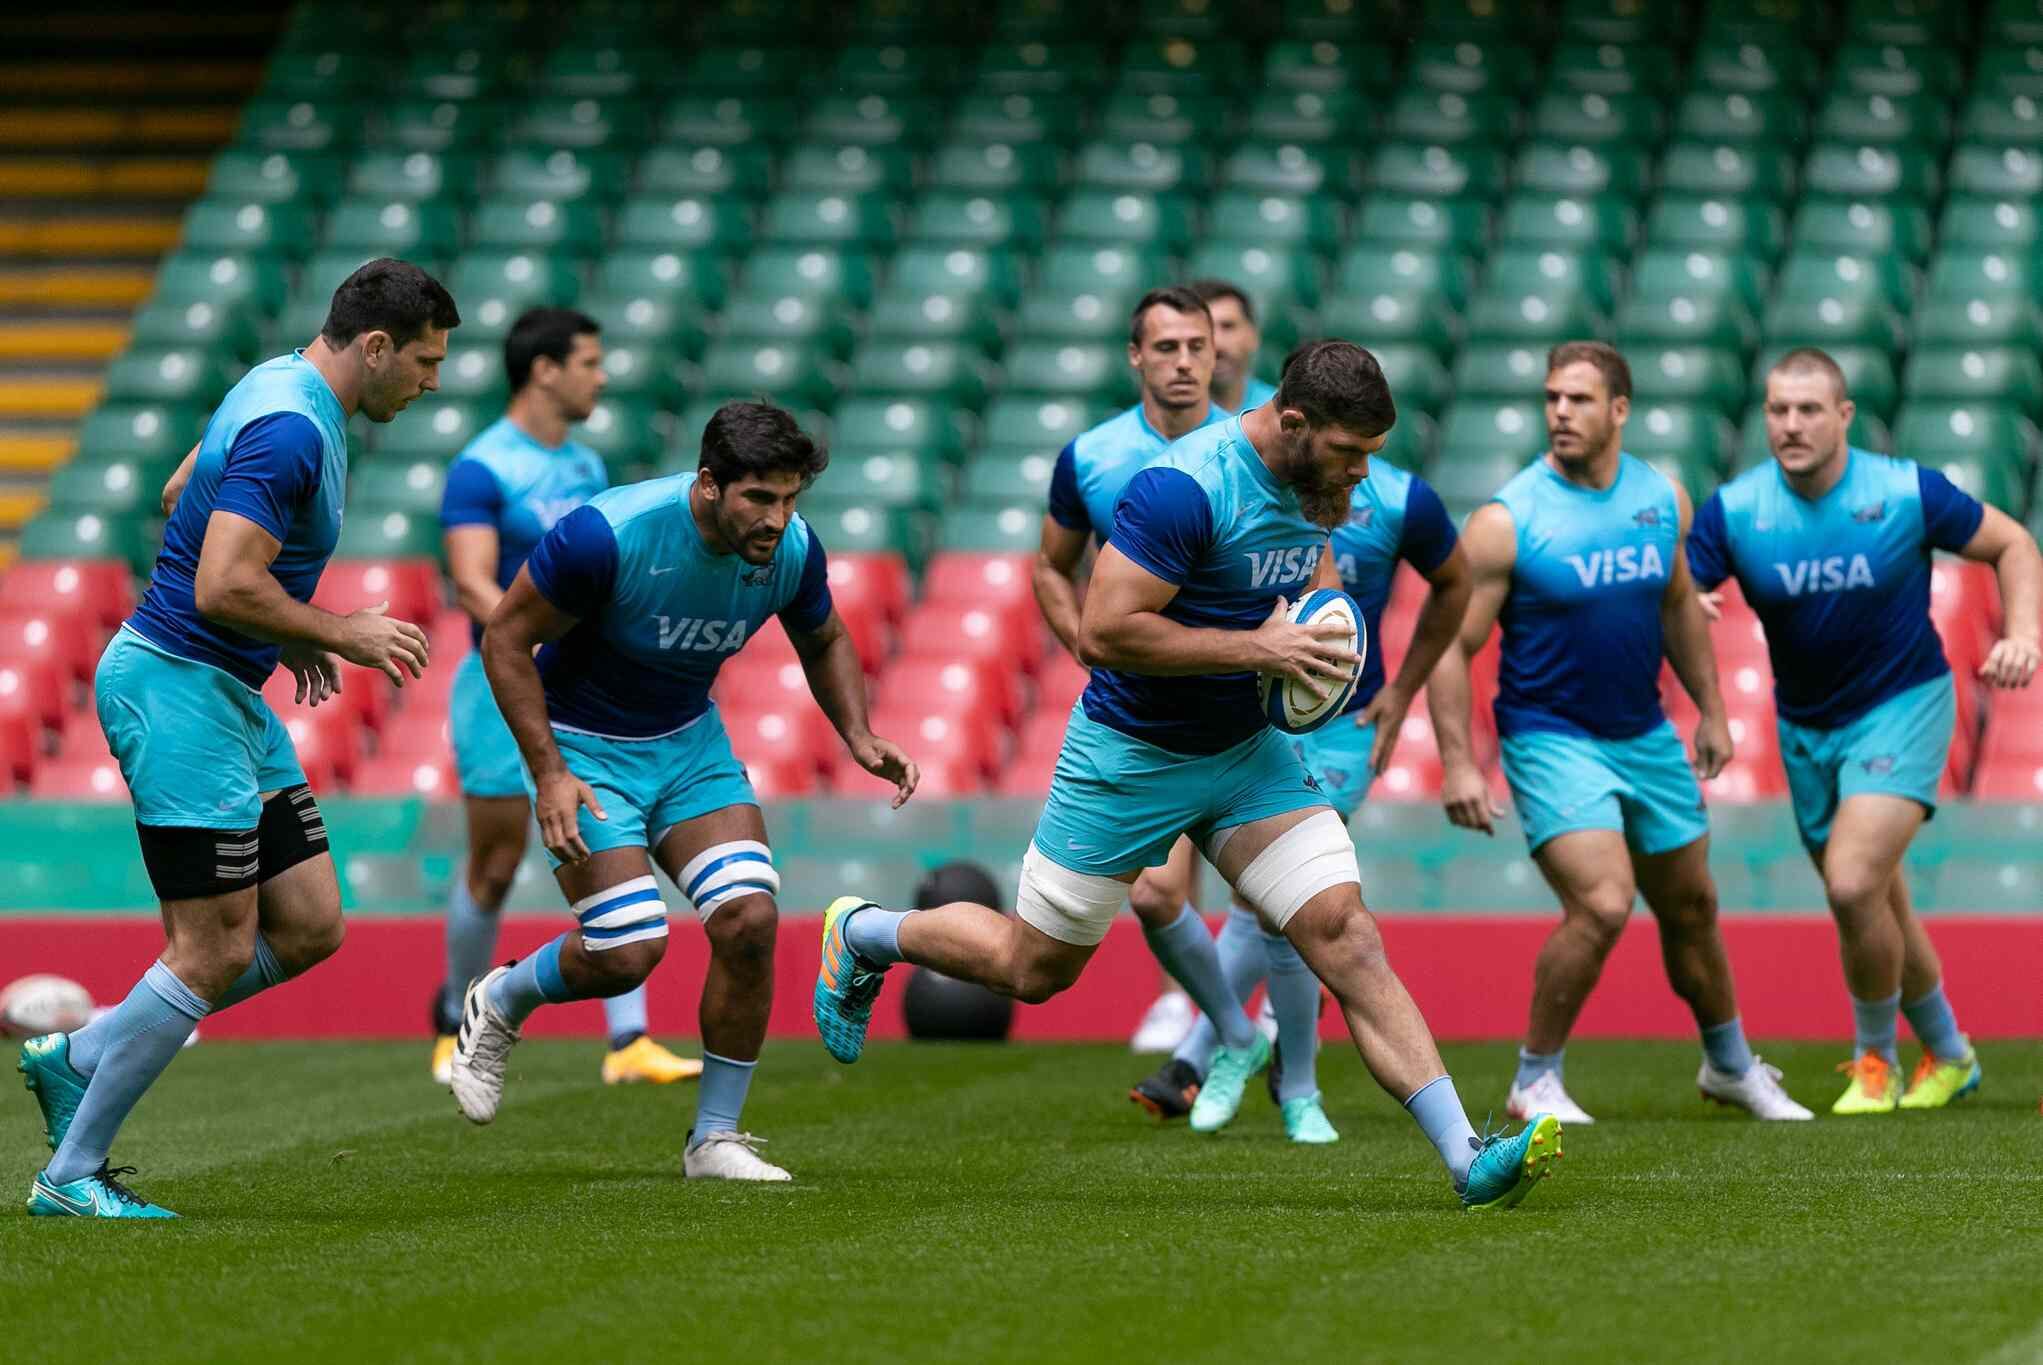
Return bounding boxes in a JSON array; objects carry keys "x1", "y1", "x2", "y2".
[
  {"x1": 684, "y1": 1131, "x2": 792, "y2": 1182},
  {"x1": 1129, "y1": 989, "x2": 1196, "y2": 1053},
  {"x1": 1698, "y1": 1057, "x2": 1814, "y2": 1120},
  {"x1": 1506, "y1": 1069, "x2": 1596, "y2": 1126},
  {"x1": 449, "y1": 965, "x2": 521, "y2": 1125}
]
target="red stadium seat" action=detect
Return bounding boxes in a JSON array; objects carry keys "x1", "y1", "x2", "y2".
[
  {"x1": 0, "y1": 656, "x2": 69, "y2": 731},
  {"x1": 1972, "y1": 756, "x2": 2043, "y2": 801},
  {"x1": 897, "y1": 600, "x2": 1040, "y2": 671},
  {"x1": 429, "y1": 608, "x2": 474, "y2": 663},
  {"x1": 825, "y1": 551, "x2": 909, "y2": 624},
  {"x1": 263, "y1": 661, "x2": 384, "y2": 735},
  {"x1": 1033, "y1": 651, "x2": 1088, "y2": 713},
  {"x1": 742, "y1": 751, "x2": 820, "y2": 798},
  {"x1": 55, "y1": 708, "x2": 112, "y2": 760},
  {"x1": 349, "y1": 752, "x2": 456, "y2": 798},
  {"x1": 743, "y1": 616, "x2": 801, "y2": 669},
  {"x1": 279, "y1": 713, "x2": 350, "y2": 791},
  {"x1": 833, "y1": 753, "x2": 982, "y2": 798},
  {"x1": 717, "y1": 653, "x2": 815, "y2": 710},
  {"x1": 921, "y1": 551, "x2": 1035, "y2": 611},
  {"x1": 1705, "y1": 757, "x2": 1786, "y2": 802},
  {"x1": 878, "y1": 654, "x2": 1021, "y2": 726},
  {"x1": 313, "y1": 557, "x2": 441, "y2": 628},
  {"x1": 867, "y1": 703, "x2": 1001, "y2": 774},
  {"x1": 994, "y1": 745, "x2": 1058, "y2": 797},
  {"x1": 378, "y1": 706, "x2": 455, "y2": 765},
  {"x1": 29, "y1": 754, "x2": 127, "y2": 801},
  {"x1": 1710, "y1": 603, "x2": 1771, "y2": 669},
  {"x1": 0, "y1": 559, "x2": 132, "y2": 630},
  {"x1": 1016, "y1": 708, "x2": 1069, "y2": 761},
  {"x1": 0, "y1": 709, "x2": 32, "y2": 786},
  {"x1": 723, "y1": 698, "x2": 842, "y2": 779},
  {"x1": 1372, "y1": 751, "x2": 1443, "y2": 801},
  {"x1": 0, "y1": 608, "x2": 99, "y2": 683}
]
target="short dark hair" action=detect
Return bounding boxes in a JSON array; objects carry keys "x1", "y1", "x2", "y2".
[
  {"x1": 504, "y1": 307, "x2": 600, "y2": 393},
  {"x1": 319, "y1": 258, "x2": 459, "y2": 350},
  {"x1": 1769, "y1": 346, "x2": 1849, "y2": 402},
  {"x1": 699, "y1": 400, "x2": 829, "y2": 489},
  {"x1": 1188, "y1": 278, "x2": 1257, "y2": 325},
  {"x1": 1128, "y1": 285, "x2": 1211, "y2": 347},
  {"x1": 1546, "y1": 340, "x2": 1632, "y2": 402},
  {"x1": 1273, "y1": 339, "x2": 1396, "y2": 436}
]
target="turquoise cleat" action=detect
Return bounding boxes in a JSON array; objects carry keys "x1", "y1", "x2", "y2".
[
  {"x1": 1280, "y1": 1092, "x2": 1340, "y2": 1144},
  {"x1": 19, "y1": 1032, "x2": 88, "y2": 1152},
  {"x1": 1188, "y1": 1031, "x2": 1272, "y2": 1133},
  {"x1": 1462, "y1": 1112, "x2": 1563, "y2": 1211},
  {"x1": 27, "y1": 1163, "x2": 177, "y2": 1219},
  {"x1": 813, "y1": 896, "x2": 889, "y2": 1064}
]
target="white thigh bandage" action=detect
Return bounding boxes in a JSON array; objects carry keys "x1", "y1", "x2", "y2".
[
  {"x1": 676, "y1": 839, "x2": 779, "y2": 922},
  {"x1": 1227, "y1": 810, "x2": 1359, "y2": 932},
  {"x1": 574, "y1": 875, "x2": 669, "y2": 952},
  {"x1": 1015, "y1": 843, "x2": 1129, "y2": 947}
]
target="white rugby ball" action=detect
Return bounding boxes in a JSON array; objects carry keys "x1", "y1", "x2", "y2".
[
  {"x1": 1258, "y1": 589, "x2": 1366, "y2": 735},
  {"x1": 0, "y1": 974, "x2": 93, "y2": 1039}
]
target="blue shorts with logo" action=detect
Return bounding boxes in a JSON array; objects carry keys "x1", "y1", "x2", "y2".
[
  {"x1": 1033, "y1": 701, "x2": 1329, "y2": 877},
  {"x1": 1292, "y1": 716, "x2": 1377, "y2": 819},
  {"x1": 1499, "y1": 720, "x2": 1708, "y2": 857},
  {"x1": 523, "y1": 704, "x2": 757, "y2": 869},
  {"x1": 96, "y1": 626, "x2": 305, "y2": 829},
  {"x1": 449, "y1": 650, "x2": 527, "y2": 800},
  {"x1": 1777, "y1": 674, "x2": 1953, "y2": 851}
]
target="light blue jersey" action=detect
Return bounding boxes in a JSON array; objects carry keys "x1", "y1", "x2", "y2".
[
  {"x1": 1687, "y1": 449, "x2": 1984, "y2": 729},
  {"x1": 1329, "y1": 461, "x2": 1457, "y2": 715},
  {"x1": 1236, "y1": 375, "x2": 1278, "y2": 411},
  {"x1": 440, "y1": 416, "x2": 608, "y2": 646},
  {"x1": 1492, "y1": 453, "x2": 1679, "y2": 741},
  {"x1": 1047, "y1": 401, "x2": 1224, "y2": 540},
  {"x1": 525, "y1": 472, "x2": 833, "y2": 739},
  {"x1": 128, "y1": 353, "x2": 349, "y2": 690}
]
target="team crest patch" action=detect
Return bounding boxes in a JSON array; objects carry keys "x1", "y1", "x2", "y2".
[
  {"x1": 1852, "y1": 501, "x2": 1888, "y2": 523},
  {"x1": 1322, "y1": 766, "x2": 1350, "y2": 790},
  {"x1": 1859, "y1": 754, "x2": 1897, "y2": 775},
  {"x1": 1632, "y1": 506, "x2": 1661, "y2": 527},
  {"x1": 1302, "y1": 771, "x2": 1324, "y2": 795},
  {"x1": 741, "y1": 563, "x2": 773, "y2": 586}
]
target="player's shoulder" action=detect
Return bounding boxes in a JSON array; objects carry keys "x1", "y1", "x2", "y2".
[
  {"x1": 1850, "y1": 446, "x2": 1922, "y2": 494},
  {"x1": 454, "y1": 417, "x2": 522, "y2": 472},
  {"x1": 1489, "y1": 456, "x2": 1549, "y2": 511},
  {"x1": 222, "y1": 353, "x2": 344, "y2": 437},
  {"x1": 1713, "y1": 458, "x2": 1776, "y2": 518},
  {"x1": 1365, "y1": 455, "x2": 1417, "y2": 508},
  {"x1": 1071, "y1": 403, "x2": 1147, "y2": 462},
  {"x1": 588, "y1": 470, "x2": 686, "y2": 533}
]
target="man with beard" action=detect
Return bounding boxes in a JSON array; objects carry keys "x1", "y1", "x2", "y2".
[
  {"x1": 816, "y1": 341, "x2": 1567, "y2": 1211},
  {"x1": 428, "y1": 307, "x2": 698, "y2": 1088},
  {"x1": 1428, "y1": 340, "x2": 1811, "y2": 1125},
  {"x1": 448, "y1": 400, "x2": 918, "y2": 1181}
]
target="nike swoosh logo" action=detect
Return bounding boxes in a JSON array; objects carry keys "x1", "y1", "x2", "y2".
[
  {"x1": 40, "y1": 1181, "x2": 95, "y2": 1215},
  {"x1": 648, "y1": 565, "x2": 679, "y2": 576}
]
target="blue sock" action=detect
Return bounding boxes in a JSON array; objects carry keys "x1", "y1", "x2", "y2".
[
  {"x1": 1264, "y1": 930, "x2": 1322, "y2": 1102},
  {"x1": 68, "y1": 935, "x2": 283, "y2": 1079},
  {"x1": 1901, "y1": 983, "x2": 1967, "y2": 1062},
  {"x1": 445, "y1": 877, "x2": 500, "y2": 1003},
  {"x1": 47, "y1": 962, "x2": 209, "y2": 1185},
  {"x1": 1513, "y1": 1048, "x2": 1564, "y2": 1091},
  {"x1": 1144, "y1": 905, "x2": 1256, "y2": 1051},
  {"x1": 1700, "y1": 1016, "x2": 1755, "y2": 1077},
  {"x1": 689, "y1": 1051, "x2": 756, "y2": 1147},
  {"x1": 1405, "y1": 1075, "x2": 1481, "y2": 1192},
  {"x1": 486, "y1": 934, "x2": 575, "y2": 1026},
  {"x1": 844, "y1": 907, "x2": 910, "y2": 966},
  {"x1": 1852, "y1": 990, "x2": 1902, "y2": 1066},
  {"x1": 604, "y1": 984, "x2": 650, "y2": 1049},
  {"x1": 1172, "y1": 907, "x2": 1266, "y2": 1074}
]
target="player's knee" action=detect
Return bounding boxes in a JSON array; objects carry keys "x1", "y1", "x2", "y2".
[
  {"x1": 1569, "y1": 883, "x2": 1635, "y2": 943},
  {"x1": 587, "y1": 936, "x2": 665, "y2": 993},
  {"x1": 1126, "y1": 869, "x2": 1183, "y2": 925},
  {"x1": 1655, "y1": 880, "x2": 1720, "y2": 940},
  {"x1": 469, "y1": 848, "x2": 523, "y2": 912},
  {"x1": 1008, "y1": 954, "x2": 1081, "y2": 1004},
  {"x1": 572, "y1": 874, "x2": 671, "y2": 971},
  {"x1": 706, "y1": 892, "x2": 778, "y2": 972},
  {"x1": 1824, "y1": 866, "x2": 1886, "y2": 921},
  {"x1": 301, "y1": 908, "x2": 345, "y2": 967}
]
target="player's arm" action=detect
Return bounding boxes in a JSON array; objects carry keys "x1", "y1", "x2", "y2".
[
  {"x1": 786, "y1": 608, "x2": 920, "y2": 809},
  {"x1": 1309, "y1": 537, "x2": 1340, "y2": 592},
  {"x1": 160, "y1": 442, "x2": 199, "y2": 515},
  {"x1": 1660, "y1": 482, "x2": 1732, "y2": 779},
  {"x1": 441, "y1": 457, "x2": 506, "y2": 627},
  {"x1": 1358, "y1": 479, "x2": 1469, "y2": 773},
  {"x1": 1427, "y1": 503, "x2": 1513, "y2": 834},
  {"x1": 1032, "y1": 516, "x2": 1091, "y2": 659},
  {"x1": 482, "y1": 566, "x2": 604, "y2": 862},
  {"x1": 1956, "y1": 504, "x2": 2043, "y2": 687}
]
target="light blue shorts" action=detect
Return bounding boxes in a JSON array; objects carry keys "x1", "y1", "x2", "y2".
[
  {"x1": 523, "y1": 704, "x2": 757, "y2": 869},
  {"x1": 1033, "y1": 702, "x2": 1329, "y2": 877},
  {"x1": 1778, "y1": 674, "x2": 1953, "y2": 851},
  {"x1": 1292, "y1": 716, "x2": 1377, "y2": 819},
  {"x1": 449, "y1": 650, "x2": 527, "y2": 800},
  {"x1": 1499, "y1": 721, "x2": 1709, "y2": 857},
  {"x1": 96, "y1": 626, "x2": 305, "y2": 829}
]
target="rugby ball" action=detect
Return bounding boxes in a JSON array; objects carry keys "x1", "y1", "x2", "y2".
[
  {"x1": 0, "y1": 974, "x2": 93, "y2": 1039},
  {"x1": 1258, "y1": 589, "x2": 1366, "y2": 735}
]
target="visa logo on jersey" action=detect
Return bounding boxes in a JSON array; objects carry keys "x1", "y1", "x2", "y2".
[
  {"x1": 1773, "y1": 554, "x2": 1875, "y2": 596},
  {"x1": 1246, "y1": 544, "x2": 1324, "y2": 589},
  {"x1": 1565, "y1": 545, "x2": 1665, "y2": 587},
  {"x1": 655, "y1": 616, "x2": 750, "y2": 651}
]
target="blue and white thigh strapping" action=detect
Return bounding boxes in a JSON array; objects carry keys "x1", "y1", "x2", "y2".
[
  {"x1": 573, "y1": 875, "x2": 669, "y2": 951},
  {"x1": 674, "y1": 839, "x2": 780, "y2": 920}
]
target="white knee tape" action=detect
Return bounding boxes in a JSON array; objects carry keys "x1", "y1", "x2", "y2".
[
  {"x1": 1229, "y1": 810, "x2": 1359, "y2": 932},
  {"x1": 574, "y1": 874, "x2": 670, "y2": 952},
  {"x1": 676, "y1": 839, "x2": 779, "y2": 922},
  {"x1": 1015, "y1": 842, "x2": 1128, "y2": 947}
]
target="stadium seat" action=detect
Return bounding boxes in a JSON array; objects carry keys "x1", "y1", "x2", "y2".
[
  {"x1": 1629, "y1": 346, "x2": 1747, "y2": 415},
  {"x1": 879, "y1": 654, "x2": 1022, "y2": 727},
  {"x1": 0, "y1": 559, "x2": 132, "y2": 631},
  {"x1": 1672, "y1": 89, "x2": 1808, "y2": 144},
  {"x1": 922, "y1": 550, "x2": 1035, "y2": 611},
  {"x1": 1497, "y1": 193, "x2": 1638, "y2": 252},
  {"x1": 312, "y1": 557, "x2": 441, "y2": 627},
  {"x1": 350, "y1": 752, "x2": 456, "y2": 799},
  {"x1": 1904, "y1": 348, "x2": 2043, "y2": 418},
  {"x1": 700, "y1": 339, "x2": 840, "y2": 409},
  {"x1": 1513, "y1": 141, "x2": 1652, "y2": 201},
  {"x1": 19, "y1": 511, "x2": 155, "y2": 577},
  {"x1": 0, "y1": 608, "x2": 97, "y2": 684},
  {"x1": 1911, "y1": 295, "x2": 2043, "y2": 350},
  {"x1": 1317, "y1": 289, "x2": 1456, "y2": 358},
  {"x1": 1645, "y1": 195, "x2": 1788, "y2": 258},
  {"x1": 782, "y1": 142, "x2": 916, "y2": 197},
  {"x1": 46, "y1": 456, "x2": 176, "y2": 521},
  {"x1": 897, "y1": 600, "x2": 1040, "y2": 676},
  {"x1": 949, "y1": 91, "x2": 1081, "y2": 143},
  {"x1": 102, "y1": 349, "x2": 239, "y2": 408},
  {"x1": 614, "y1": 194, "x2": 752, "y2": 254},
  {"x1": 1372, "y1": 345, "x2": 1454, "y2": 418},
  {"x1": 29, "y1": 755, "x2": 128, "y2": 802},
  {"x1": 1948, "y1": 145, "x2": 2043, "y2": 198},
  {"x1": 1790, "y1": 198, "x2": 1935, "y2": 262},
  {"x1": 866, "y1": 704, "x2": 1002, "y2": 777},
  {"x1": 209, "y1": 147, "x2": 345, "y2": 205},
  {"x1": 1464, "y1": 283, "x2": 1604, "y2": 345}
]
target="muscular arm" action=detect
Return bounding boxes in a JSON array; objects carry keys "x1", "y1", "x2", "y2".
[
  {"x1": 1077, "y1": 544, "x2": 1282, "y2": 676},
  {"x1": 444, "y1": 524, "x2": 505, "y2": 626},
  {"x1": 1660, "y1": 484, "x2": 1731, "y2": 778},
  {"x1": 480, "y1": 568, "x2": 578, "y2": 781},
  {"x1": 1427, "y1": 504, "x2": 1512, "y2": 772},
  {"x1": 1031, "y1": 516, "x2": 1091, "y2": 659},
  {"x1": 1960, "y1": 504, "x2": 2043, "y2": 687},
  {"x1": 1388, "y1": 544, "x2": 1472, "y2": 705},
  {"x1": 160, "y1": 443, "x2": 199, "y2": 516},
  {"x1": 787, "y1": 608, "x2": 875, "y2": 747}
]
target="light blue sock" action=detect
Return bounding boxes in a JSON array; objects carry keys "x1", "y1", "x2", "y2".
[
  {"x1": 486, "y1": 934, "x2": 575, "y2": 1027},
  {"x1": 1264, "y1": 930, "x2": 1322, "y2": 1102},
  {"x1": 47, "y1": 962, "x2": 209, "y2": 1185},
  {"x1": 1145, "y1": 905, "x2": 1256, "y2": 1051},
  {"x1": 1405, "y1": 1074, "x2": 1481, "y2": 1191},
  {"x1": 689, "y1": 1051, "x2": 756, "y2": 1147},
  {"x1": 67, "y1": 934, "x2": 285, "y2": 1079},
  {"x1": 1852, "y1": 990, "x2": 1902, "y2": 1066},
  {"x1": 604, "y1": 984, "x2": 650, "y2": 1049},
  {"x1": 1172, "y1": 907, "x2": 1267, "y2": 1074},
  {"x1": 1901, "y1": 983, "x2": 1967, "y2": 1062},
  {"x1": 844, "y1": 907, "x2": 911, "y2": 965},
  {"x1": 1513, "y1": 1048, "x2": 1564, "y2": 1090},
  {"x1": 445, "y1": 877, "x2": 500, "y2": 1001},
  {"x1": 1700, "y1": 1016, "x2": 1755, "y2": 1077}
]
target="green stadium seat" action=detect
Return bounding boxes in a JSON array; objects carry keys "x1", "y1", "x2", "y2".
[
  {"x1": 471, "y1": 197, "x2": 603, "y2": 255},
  {"x1": 1689, "y1": 39, "x2": 1816, "y2": 96},
  {"x1": 1894, "y1": 403, "x2": 2039, "y2": 465},
  {"x1": 1333, "y1": 245, "x2": 1475, "y2": 310},
  {"x1": 700, "y1": 339, "x2": 840, "y2": 409},
  {"x1": 1546, "y1": 41, "x2": 1680, "y2": 95},
  {"x1": 1559, "y1": 0, "x2": 1684, "y2": 43},
  {"x1": 1422, "y1": 0, "x2": 1546, "y2": 41},
  {"x1": 1672, "y1": 90, "x2": 1808, "y2": 144},
  {"x1": 347, "y1": 150, "x2": 477, "y2": 204},
  {"x1": 1627, "y1": 346, "x2": 1747, "y2": 415},
  {"x1": 805, "y1": 95, "x2": 941, "y2": 147},
  {"x1": 926, "y1": 140, "x2": 1063, "y2": 196},
  {"x1": 1615, "y1": 290, "x2": 1759, "y2": 352},
  {"x1": 1949, "y1": 145, "x2": 2043, "y2": 198},
  {"x1": 1961, "y1": 92, "x2": 2043, "y2": 146},
  {"x1": 445, "y1": 251, "x2": 580, "y2": 315},
  {"x1": 237, "y1": 98, "x2": 358, "y2": 154},
  {"x1": 1975, "y1": 45, "x2": 2043, "y2": 96},
  {"x1": 1451, "y1": 343, "x2": 1549, "y2": 398},
  {"x1": 1355, "y1": 193, "x2": 1490, "y2": 250},
  {"x1": 128, "y1": 297, "x2": 262, "y2": 364},
  {"x1": 1629, "y1": 403, "x2": 1739, "y2": 475},
  {"x1": 260, "y1": 48, "x2": 373, "y2": 99},
  {"x1": 960, "y1": 451, "x2": 1056, "y2": 502},
  {"x1": 1656, "y1": 142, "x2": 1797, "y2": 201},
  {"x1": 720, "y1": 292, "x2": 856, "y2": 358},
  {"x1": 1483, "y1": 245, "x2": 1619, "y2": 311},
  {"x1": 831, "y1": 397, "x2": 970, "y2": 464},
  {"x1": 335, "y1": 509, "x2": 441, "y2": 560},
  {"x1": 614, "y1": 194, "x2": 751, "y2": 253},
  {"x1": 796, "y1": 498, "x2": 930, "y2": 564},
  {"x1": 1912, "y1": 295, "x2": 2043, "y2": 350},
  {"x1": 46, "y1": 452, "x2": 175, "y2": 518},
  {"x1": 657, "y1": 94, "x2": 799, "y2": 147},
  {"x1": 1036, "y1": 244, "x2": 1164, "y2": 298},
  {"x1": 1245, "y1": 90, "x2": 1373, "y2": 145},
  {"x1": 1372, "y1": 344, "x2": 1454, "y2": 418},
  {"x1": 1403, "y1": 40, "x2": 1535, "y2": 95},
  {"x1": 829, "y1": 43, "x2": 947, "y2": 94},
  {"x1": 102, "y1": 348, "x2": 238, "y2": 407},
  {"x1": 430, "y1": 348, "x2": 506, "y2": 405},
  {"x1": 1439, "y1": 399, "x2": 1546, "y2": 463},
  {"x1": 19, "y1": 510, "x2": 154, "y2": 575},
  {"x1": 365, "y1": 99, "x2": 494, "y2": 153},
  {"x1": 372, "y1": 398, "x2": 492, "y2": 461},
  {"x1": 1777, "y1": 252, "x2": 1912, "y2": 312},
  {"x1": 905, "y1": 192, "x2": 1047, "y2": 249},
  {"x1": 1915, "y1": 453, "x2": 2032, "y2": 515},
  {"x1": 1843, "y1": 3, "x2": 1968, "y2": 48},
  {"x1": 572, "y1": 397, "x2": 661, "y2": 473},
  {"x1": 595, "y1": 250, "x2": 725, "y2": 311},
  {"x1": 1497, "y1": 194, "x2": 1637, "y2": 252},
  {"x1": 1925, "y1": 249, "x2": 2036, "y2": 305},
  {"x1": 490, "y1": 148, "x2": 630, "y2": 204},
  {"x1": 1790, "y1": 197, "x2": 1934, "y2": 261},
  {"x1": 981, "y1": 396, "x2": 1101, "y2": 453},
  {"x1": 1374, "y1": 411, "x2": 1438, "y2": 472},
  {"x1": 1645, "y1": 195, "x2": 1788, "y2": 258},
  {"x1": 322, "y1": 198, "x2": 460, "y2": 259},
  {"x1": 937, "y1": 500, "x2": 1042, "y2": 554},
  {"x1": 589, "y1": 341, "x2": 680, "y2": 404},
  {"x1": 1183, "y1": 243, "x2": 1321, "y2": 310},
  {"x1": 736, "y1": 247, "x2": 876, "y2": 309},
  {"x1": 1831, "y1": 43, "x2": 1963, "y2": 98},
  {"x1": 1117, "y1": 38, "x2": 1240, "y2": 95},
  {"x1": 1097, "y1": 91, "x2": 1228, "y2": 146},
  {"x1": 1001, "y1": 342, "x2": 1130, "y2": 403},
  {"x1": 759, "y1": 191, "x2": 896, "y2": 247},
  {"x1": 1428, "y1": 449, "x2": 1534, "y2": 506},
  {"x1": 635, "y1": 145, "x2": 770, "y2": 200},
  {"x1": 1988, "y1": 0, "x2": 2043, "y2": 44},
  {"x1": 499, "y1": 97, "x2": 646, "y2": 152},
  {"x1": 1528, "y1": 90, "x2": 1666, "y2": 145},
  {"x1": 673, "y1": 43, "x2": 802, "y2": 93},
  {"x1": 1761, "y1": 291, "x2": 1903, "y2": 352},
  {"x1": 1465, "y1": 284, "x2": 1603, "y2": 345},
  {"x1": 1364, "y1": 142, "x2": 1509, "y2": 199},
  {"x1": 1801, "y1": 142, "x2": 1940, "y2": 200},
  {"x1": 888, "y1": 244, "x2": 1022, "y2": 308},
  {"x1": 1072, "y1": 141, "x2": 1210, "y2": 193},
  {"x1": 1631, "y1": 249, "x2": 1767, "y2": 313},
  {"x1": 949, "y1": 92, "x2": 1083, "y2": 145},
  {"x1": 1206, "y1": 192, "x2": 1340, "y2": 251},
  {"x1": 846, "y1": 341, "x2": 991, "y2": 406},
  {"x1": 1903, "y1": 348, "x2": 2043, "y2": 418},
  {"x1": 1387, "y1": 89, "x2": 1518, "y2": 145},
  {"x1": 1319, "y1": 289, "x2": 1457, "y2": 357},
  {"x1": 73, "y1": 403, "x2": 204, "y2": 465},
  {"x1": 349, "y1": 457, "x2": 446, "y2": 516},
  {"x1": 1222, "y1": 141, "x2": 1362, "y2": 196},
  {"x1": 781, "y1": 142, "x2": 915, "y2": 196},
  {"x1": 535, "y1": 42, "x2": 650, "y2": 99},
  {"x1": 209, "y1": 148, "x2": 344, "y2": 205},
  {"x1": 399, "y1": 44, "x2": 507, "y2": 103},
  {"x1": 1262, "y1": 41, "x2": 1393, "y2": 93},
  {"x1": 150, "y1": 251, "x2": 287, "y2": 316},
  {"x1": 971, "y1": 43, "x2": 1105, "y2": 94},
  {"x1": 868, "y1": 288, "x2": 1001, "y2": 351},
  {"x1": 1511, "y1": 141, "x2": 1651, "y2": 200},
  {"x1": 1052, "y1": 189, "x2": 1192, "y2": 250},
  {"x1": 1016, "y1": 285, "x2": 1142, "y2": 343},
  {"x1": 1751, "y1": 345, "x2": 1900, "y2": 421},
  {"x1": 1815, "y1": 92, "x2": 1953, "y2": 148}
]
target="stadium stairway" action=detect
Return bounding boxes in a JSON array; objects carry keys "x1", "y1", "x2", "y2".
[{"x1": 0, "y1": 7, "x2": 278, "y2": 569}]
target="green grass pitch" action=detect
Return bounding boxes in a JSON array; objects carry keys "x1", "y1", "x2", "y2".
[{"x1": 5, "y1": 1039, "x2": 2042, "y2": 1364}]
